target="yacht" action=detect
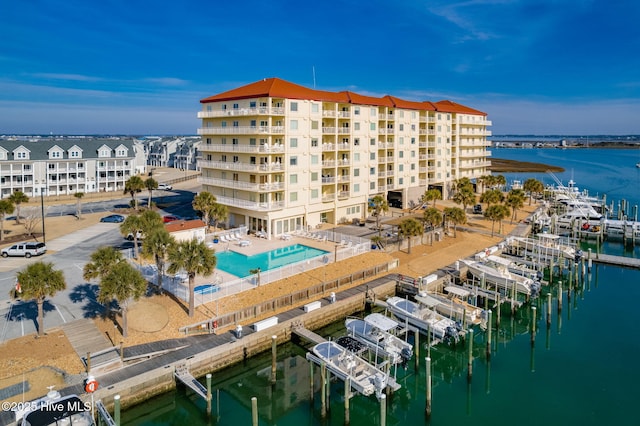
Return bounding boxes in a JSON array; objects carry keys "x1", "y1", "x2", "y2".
[
  {"x1": 417, "y1": 287, "x2": 486, "y2": 327},
  {"x1": 345, "y1": 313, "x2": 413, "y2": 365},
  {"x1": 385, "y1": 296, "x2": 462, "y2": 343}
]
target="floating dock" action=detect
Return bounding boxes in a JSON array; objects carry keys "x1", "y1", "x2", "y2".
[{"x1": 590, "y1": 254, "x2": 640, "y2": 269}]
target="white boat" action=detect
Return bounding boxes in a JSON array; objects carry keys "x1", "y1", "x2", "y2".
[
  {"x1": 418, "y1": 287, "x2": 486, "y2": 327},
  {"x1": 461, "y1": 256, "x2": 540, "y2": 297},
  {"x1": 636, "y1": 162, "x2": 640, "y2": 168},
  {"x1": 309, "y1": 340, "x2": 389, "y2": 399},
  {"x1": 15, "y1": 389, "x2": 94, "y2": 426},
  {"x1": 506, "y1": 234, "x2": 580, "y2": 263},
  {"x1": 345, "y1": 313, "x2": 413, "y2": 365},
  {"x1": 385, "y1": 296, "x2": 462, "y2": 343}
]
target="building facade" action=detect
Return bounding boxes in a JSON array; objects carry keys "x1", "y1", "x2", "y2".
[
  {"x1": 197, "y1": 78, "x2": 491, "y2": 237},
  {"x1": 0, "y1": 137, "x2": 145, "y2": 198}
]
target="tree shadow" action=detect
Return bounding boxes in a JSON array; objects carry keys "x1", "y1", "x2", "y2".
[
  {"x1": 68, "y1": 282, "x2": 108, "y2": 319},
  {"x1": 7, "y1": 299, "x2": 57, "y2": 334}
]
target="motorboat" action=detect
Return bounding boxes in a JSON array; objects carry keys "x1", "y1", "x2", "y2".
[
  {"x1": 15, "y1": 389, "x2": 94, "y2": 426},
  {"x1": 345, "y1": 313, "x2": 413, "y2": 365},
  {"x1": 461, "y1": 257, "x2": 540, "y2": 297},
  {"x1": 418, "y1": 287, "x2": 486, "y2": 327},
  {"x1": 385, "y1": 296, "x2": 462, "y2": 343},
  {"x1": 308, "y1": 340, "x2": 390, "y2": 399},
  {"x1": 505, "y1": 234, "x2": 580, "y2": 263}
]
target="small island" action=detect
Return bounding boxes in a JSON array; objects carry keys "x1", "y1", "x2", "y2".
[{"x1": 489, "y1": 158, "x2": 565, "y2": 173}]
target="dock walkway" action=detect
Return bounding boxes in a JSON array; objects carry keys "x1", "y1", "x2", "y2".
[
  {"x1": 590, "y1": 253, "x2": 640, "y2": 269},
  {"x1": 61, "y1": 318, "x2": 122, "y2": 374}
]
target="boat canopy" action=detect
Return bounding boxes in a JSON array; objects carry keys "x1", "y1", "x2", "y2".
[
  {"x1": 415, "y1": 294, "x2": 442, "y2": 308},
  {"x1": 364, "y1": 313, "x2": 399, "y2": 332},
  {"x1": 486, "y1": 255, "x2": 512, "y2": 267},
  {"x1": 444, "y1": 286, "x2": 471, "y2": 298}
]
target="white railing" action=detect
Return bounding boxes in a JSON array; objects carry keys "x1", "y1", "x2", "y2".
[
  {"x1": 197, "y1": 107, "x2": 284, "y2": 118},
  {"x1": 198, "y1": 126, "x2": 284, "y2": 135},
  {"x1": 200, "y1": 176, "x2": 284, "y2": 191},
  {"x1": 199, "y1": 144, "x2": 284, "y2": 154},
  {"x1": 198, "y1": 160, "x2": 283, "y2": 172}
]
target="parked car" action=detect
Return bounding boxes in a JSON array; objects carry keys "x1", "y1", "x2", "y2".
[
  {"x1": 473, "y1": 204, "x2": 483, "y2": 214},
  {"x1": 158, "y1": 183, "x2": 173, "y2": 191},
  {"x1": 125, "y1": 232, "x2": 144, "y2": 241},
  {"x1": 1, "y1": 242, "x2": 47, "y2": 258},
  {"x1": 163, "y1": 215, "x2": 180, "y2": 223},
  {"x1": 100, "y1": 214, "x2": 125, "y2": 223}
]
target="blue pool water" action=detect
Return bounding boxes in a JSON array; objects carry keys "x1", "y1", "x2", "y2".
[{"x1": 214, "y1": 244, "x2": 329, "y2": 277}]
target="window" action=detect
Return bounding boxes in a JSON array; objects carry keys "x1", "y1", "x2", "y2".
[
  {"x1": 399, "y1": 124, "x2": 404, "y2": 131},
  {"x1": 399, "y1": 165, "x2": 404, "y2": 172},
  {"x1": 290, "y1": 192, "x2": 298, "y2": 202},
  {"x1": 221, "y1": 121, "x2": 227, "y2": 127},
  {"x1": 290, "y1": 174, "x2": 298, "y2": 184},
  {"x1": 221, "y1": 155, "x2": 227, "y2": 162},
  {"x1": 311, "y1": 155, "x2": 318, "y2": 165},
  {"x1": 311, "y1": 172, "x2": 318, "y2": 182},
  {"x1": 411, "y1": 176, "x2": 415, "y2": 183},
  {"x1": 249, "y1": 138, "x2": 256, "y2": 145},
  {"x1": 354, "y1": 169, "x2": 360, "y2": 177},
  {"x1": 206, "y1": 138, "x2": 212, "y2": 145},
  {"x1": 311, "y1": 138, "x2": 318, "y2": 147},
  {"x1": 233, "y1": 121, "x2": 239, "y2": 127},
  {"x1": 370, "y1": 138, "x2": 376, "y2": 146},
  {"x1": 290, "y1": 156, "x2": 298, "y2": 166},
  {"x1": 311, "y1": 103, "x2": 319, "y2": 113},
  {"x1": 370, "y1": 167, "x2": 375, "y2": 175},
  {"x1": 311, "y1": 188, "x2": 318, "y2": 198},
  {"x1": 411, "y1": 150, "x2": 415, "y2": 157},
  {"x1": 48, "y1": 163, "x2": 55, "y2": 169},
  {"x1": 399, "y1": 151, "x2": 404, "y2": 158},
  {"x1": 354, "y1": 153, "x2": 360, "y2": 162},
  {"x1": 411, "y1": 137, "x2": 416, "y2": 144},
  {"x1": 290, "y1": 138, "x2": 298, "y2": 148},
  {"x1": 354, "y1": 183, "x2": 360, "y2": 193},
  {"x1": 370, "y1": 182, "x2": 375, "y2": 190},
  {"x1": 250, "y1": 101, "x2": 256, "y2": 108},
  {"x1": 370, "y1": 153, "x2": 375, "y2": 160},
  {"x1": 23, "y1": 164, "x2": 30, "y2": 170},
  {"x1": 50, "y1": 151, "x2": 61, "y2": 158},
  {"x1": 232, "y1": 138, "x2": 239, "y2": 145},
  {"x1": 399, "y1": 178, "x2": 404, "y2": 185},
  {"x1": 411, "y1": 164, "x2": 415, "y2": 170},
  {"x1": 233, "y1": 155, "x2": 239, "y2": 163},
  {"x1": 354, "y1": 106, "x2": 360, "y2": 115},
  {"x1": 354, "y1": 122, "x2": 360, "y2": 131},
  {"x1": 371, "y1": 108, "x2": 377, "y2": 116},
  {"x1": 290, "y1": 120, "x2": 298, "y2": 130},
  {"x1": 250, "y1": 120, "x2": 257, "y2": 127},
  {"x1": 311, "y1": 121, "x2": 319, "y2": 130},
  {"x1": 399, "y1": 137, "x2": 404, "y2": 145},
  {"x1": 370, "y1": 123, "x2": 376, "y2": 131},
  {"x1": 290, "y1": 102, "x2": 298, "y2": 112},
  {"x1": 222, "y1": 104, "x2": 227, "y2": 110}
]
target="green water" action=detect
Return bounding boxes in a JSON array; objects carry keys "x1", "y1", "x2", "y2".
[{"x1": 121, "y1": 264, "x2": 640, "y2": 426}]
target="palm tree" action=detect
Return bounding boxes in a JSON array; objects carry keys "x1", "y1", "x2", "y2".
[
  {"x1": 494, "y1": 174, "x2": 507, "y2": 191},
  {"x1": 74, "y1": 192, "x2": 84, "y2": 219},
  {"x1": 506, "y1": 189, "x2": 525, "y2": 224},
  {"x1": 480, "y1": 188, "x2": 504, "y2": 209},
  {"x1": 139, "y1": 209, "x2": 164, "y2": 234},
  {"x1": 422, "y1": 188, "x2": 442, "y2": 207},
  {"x1": 124, "y1": 176, "x2": 145, "y2": 210},
  {"x1": 249, "y1": 268, "x2": 262, "y2": 286},
  {"x1": 144, "y1": 177, "x2": 158, "y2": 209},
  {"x1": 443, "y1": 206, "x2": 467, "y2": 238},
  {"x1": 193, "y1": 191, "x2": 218, "y2": 233},
  {"x1": 120, "y1": 214, "x2": 145, "y2": 259},
  {"x1": 210, "y1": 202, "x2": 229, "y2": 231},
  {"x1": 484, "y1": 204, "x2": 510, "y2": 237},
  {"x1": 0, "y1": 199, "x2": 15, "y2": 242},
  {"x1": 9, "y1": 191, "x2": 29, "y2": 224},
  {"x1": 83, "y1": 246, "x2": 125, "y2": 282},
  {"x1": 422, "y1": 207, "x2": 442, "y2": 246},
  {"x1": 16, "y1": 261, "x2": 66, "y2": 337},
  {"x1": 368, "y1": 195, "x2": 388, "y2": 236},
  {"x1": 523, "y1": 178, "x2": 544, "y2": 205},
  {"x1": 97, "y1": 261, "x2": 147, "y2": 338},
  {"x1": 141, "y1": 228, "x2": 175, "y2": 292},
  {"x1": 481, "y1": 175, "x2": 497, "y2": 191},
  {"x1": 452, "y1": 186, "x2": 476, "y2": 213},
  {"x1": 167, "y1": 239, "x2": 217, "y2": 317},
  {"x1": 398, "y1": 217, "x2": 423, "y2": 254}
]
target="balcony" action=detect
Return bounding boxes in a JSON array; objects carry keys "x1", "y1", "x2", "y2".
[
  {"x1": 338, "y1": 191, "x2": 350, "y2": 199},
  {"x1": 336, "y1": 143, "x2": 350, "y2": 150},
  {"x1": 322, "y1": 193, "x2": 336, "y2": 202},
  {"x1": 338, "y1": 175, "x2": 350, "y2": 183},
  {"x1": 197, "y1": 107, "x2": 284, "y2": 118},
  {"x1": 199, "y1": 177, "x2": 284, "y2": 191},
  {"x1": 198, "y1": 160, "x2": 283, "y2": 172},
  {"x1": 321, "y1": 143, "x2": 335, "y2": 151},
  {"x1": 213, "y1": 195, "x2": 285, "y2": 212},
  {"x1": 322, "y1": 127, "x2": 337, "y2": 133},
  {"x1": 322, "y1": 160, "x2": 336, "y2": 167},
  {"x1": 458, "y1": 161, "x2": 491, "y2": 170},
  {"x1": 198, "y1": 126, "x2": 284, "y2": 135},
  {"x1": 321, "y1": 177, "x2": 336, "y2": 184},
  {"x1": 322, "y1": 110, "x2": 337, "y2": 117},
  {"x1": 199, "y1": 144, "x2": 284, "y2": 154}
]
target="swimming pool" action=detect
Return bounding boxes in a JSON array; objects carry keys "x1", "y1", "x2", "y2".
[{"x1": 215, "y1": 244, "x2": 329, "y2": 277}]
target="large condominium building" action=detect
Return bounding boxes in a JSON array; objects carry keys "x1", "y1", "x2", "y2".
[
  {"x1": 0, "y1": 138, "x2": 145, "y2": 199},
  {"x1": 197, "y1": 78, "x2": 491, "y2": 237}
]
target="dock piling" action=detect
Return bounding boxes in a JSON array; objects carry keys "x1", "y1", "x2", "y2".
[
  {"x1": 486, "y1": 310, "x2": 492, "y2": 360},
  {"x1": 380, "y1": 393, "x2": 387, "y2": 426},
  {"x1": 345, "y1": 377, "x2": 350, "y2": 425},
  {"x1": 546, "y1": 293, "x2": 552, "y2": 327},
  {"x1": 251, "y1": 397, "x2": 258, "y2": 426},
  {"x1": 206, "y1": 373, "x2": 212, "y2": 416},
  {"x1": 309, "y1": 362, "x2": 314, "y2": 402},
  {"x1": 425, "y1": 357, "x2": 432, "y2": 420},
  {"x1": 414, "y1": 330, "x2": 420, "y2": 371},
  {"x1": 114, "y1": 395, "x2": 121, "y2": 426},
  {"x1": 271, "y1": 335, "x2": 277, "y2": 385},
  {"x1": 467, "y1": 329, "x2": 474, "y2": 381},
  {"x1": 531, "y1": 307, "x2": 537, "y2": 346},
  {"x1": 558, "y1": 281, "x2": 563, "y2": 312},
  {"x1": 320, "y1": 362, "x2": 327, "y2": 418}
]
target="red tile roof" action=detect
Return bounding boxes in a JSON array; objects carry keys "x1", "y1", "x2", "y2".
[
  {"x1": 200, "y1": 78, "x2": 486, "y2": 115},
  {"x1": 164, "y1": 219, "x2": 206, "y2": 233}
]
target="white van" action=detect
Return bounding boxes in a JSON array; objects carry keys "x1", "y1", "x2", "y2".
[{"x1": 1, "y1": 242, "x2": 47, "y2": 258}]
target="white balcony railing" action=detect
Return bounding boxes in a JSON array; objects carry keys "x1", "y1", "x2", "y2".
[
  {"x1": 200, "y1": 144, "x2": 284, "y2": 154},
  {"x1": 211, "y1": 195, "x2": 285, "y2": 211},
  {"x1": 198, "y1": 126, "x2": 284, "y2": 135},
  {"x1": 199, "y1": 177, "x2": 284, "y2": 191},
  {"x1": 197, "y1": 107, "x2": 284, "y2": 118},
  {"x1": 198, "y1": 160, "x2": 283, "y2": 172}
]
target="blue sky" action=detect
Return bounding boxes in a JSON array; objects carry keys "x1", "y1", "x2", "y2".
[{"x1": 1, "y1": 0, "x2": 639, "y2": 135}]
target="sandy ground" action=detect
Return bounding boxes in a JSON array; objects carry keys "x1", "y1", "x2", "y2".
[{"x1": 0, "y1": 199, "x2": 536, "y2": 404}]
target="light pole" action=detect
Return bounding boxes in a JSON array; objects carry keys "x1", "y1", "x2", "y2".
[{"x1": 40, "y1": 190, "x2": 46, "y2": 244}]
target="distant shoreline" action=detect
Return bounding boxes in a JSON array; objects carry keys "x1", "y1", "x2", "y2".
[{"x1": 489, "y1": 158, "x2": 565, "y2": 173}]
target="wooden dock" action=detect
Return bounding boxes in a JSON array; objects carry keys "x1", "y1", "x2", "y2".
[
  {"x1": 61, "y1": 318, "x2": 122, "y2": 374},
  {"x1": 292, "y1": 327, "x2": 327, "y2": 345},
  {"x1": 590, "y1": 253, "x2": 640, "y2": 269}
]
